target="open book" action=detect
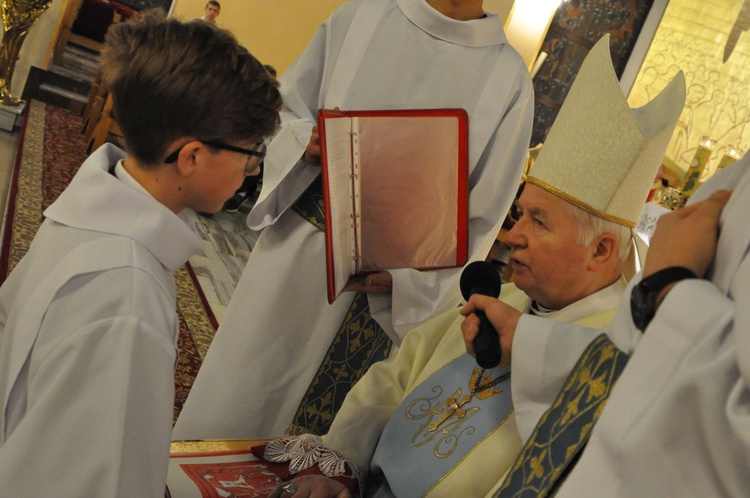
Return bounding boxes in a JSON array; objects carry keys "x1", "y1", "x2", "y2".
[{"x1": 319, "y1": 108, "x2": 470, "y2": 303}]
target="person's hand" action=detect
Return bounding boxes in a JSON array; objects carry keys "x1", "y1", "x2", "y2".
[
  {"x1": 644, "y1": 189, "x2": 732, "y2": 280},
  {"x1": 269, "y1": 475, "x2": 352, "y2": 498},
  {"x1": 460, "y1": 294, "x2": 521, "y2": 367},
  {"x1": 304, "y1": 124, "x2": 321, "y2": 166},
  {"x1": 343, "y1": 271, "x2": 393, "y2": 295}
]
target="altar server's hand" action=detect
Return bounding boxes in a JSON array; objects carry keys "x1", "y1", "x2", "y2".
[
  {"x1": 460, "y1": 294, "x2": 520, "y2": 367},
  {"x1": 269, "y1": 475, "x2": 352, "y2": 498},
  {"x1": 343, "y1": 271, "x2": 393, "y2": 294},
  {"x1": 304, "y1": 124, "x2": 321, "y2": 166},
  {"x1": 645, "y1": 189, "x2": 731, "y2": 280}
]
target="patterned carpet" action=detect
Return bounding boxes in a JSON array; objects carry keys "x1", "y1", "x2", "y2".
[{"x1": 0, "y1": 100, "x2": 217, "y2": 422}]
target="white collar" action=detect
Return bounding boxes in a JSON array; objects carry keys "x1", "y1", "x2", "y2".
[
  {"x1": 395, "y1": 0, "x2": 507, "y2": 47},
  {"x1": 44, "y1": 144, "x2": 202, "y2": 271},
  {"x1": 530, "y1": 277, "x2": 627, "y2": 323},
  {"x1": 114, "y1": 159, "x2": 150, "y2": 195}
]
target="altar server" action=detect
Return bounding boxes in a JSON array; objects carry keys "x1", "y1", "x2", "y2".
[{"x1": 0, "y1": 13, "x2": 280, "y2": 496}]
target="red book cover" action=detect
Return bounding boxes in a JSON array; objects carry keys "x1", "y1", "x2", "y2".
[
  {"x1": 166, "y1": 442, "x2": 279, "y2": 498},
  {"x1": 318, "y1": 108, "x2": 470, "y2": 303}
]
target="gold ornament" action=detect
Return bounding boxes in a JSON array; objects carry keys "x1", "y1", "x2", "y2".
[{"x1": 0, "y1": 0, "x2": 53, "y2": 105}]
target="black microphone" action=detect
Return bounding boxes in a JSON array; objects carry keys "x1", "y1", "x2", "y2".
[{"x1": 460, "y1": 261, "x2": 502, "y2": 368}]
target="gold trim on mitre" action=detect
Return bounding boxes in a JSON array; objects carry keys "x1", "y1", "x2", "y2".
[
  {"x1": 528, "y1": 34, "x2": 686, "y2": 227},
  {"x1": 526, "y1": 177, "x2": 636, "y2": 227}
]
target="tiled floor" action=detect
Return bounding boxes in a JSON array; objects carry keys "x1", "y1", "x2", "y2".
[{"x1": 0, "y1": 125, "x2": 256, "y2": 325}]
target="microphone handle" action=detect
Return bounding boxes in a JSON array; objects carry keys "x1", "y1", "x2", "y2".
[{"x1": 473, "y1": 309, "x2": 501, "y2": 368}]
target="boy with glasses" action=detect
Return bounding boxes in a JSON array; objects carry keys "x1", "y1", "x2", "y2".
[{"x1": 0, "y1": 11, "x2": 280, "y2": 496}]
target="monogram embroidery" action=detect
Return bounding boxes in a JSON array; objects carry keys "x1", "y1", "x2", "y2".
[{"x1": 404, "y1": 368, "x2": 507, "y2": 458}]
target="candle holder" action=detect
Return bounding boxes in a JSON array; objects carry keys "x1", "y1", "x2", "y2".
[
  {"x1": 679, "y1": 135, "x2": 716, "y2": 198},
  {"x1": 717, "y1": 144, "x2": 743, "y2": 171}
]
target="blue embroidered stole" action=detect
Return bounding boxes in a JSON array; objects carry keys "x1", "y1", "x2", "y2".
[
  {"x1": 289, "y1": 177, "x2": 392, "y2": 436},
  {"x1": 495, "y1": 334, "x2": 629, "y2": 497},
  {"x1": 371, "y1": 354, "x2": 513, "y2": 497}
]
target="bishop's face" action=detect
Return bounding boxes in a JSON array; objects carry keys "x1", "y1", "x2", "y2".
[{"x1": 504, "y1": 184, "x2": 596, "y2": 310}]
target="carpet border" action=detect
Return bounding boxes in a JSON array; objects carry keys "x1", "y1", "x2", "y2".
[
  {"x1": 0, "y1": 100, "x2": 47, "y2": 283},
  {"x1": 0, "y1": 106, "x2": 27, "y2": 283}
]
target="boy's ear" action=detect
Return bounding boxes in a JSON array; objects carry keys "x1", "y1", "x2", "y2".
[{"x1": 173, "y1": 140, "x2": 202, "y2": 178}]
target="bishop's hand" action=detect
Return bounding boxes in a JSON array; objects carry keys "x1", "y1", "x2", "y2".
[
  {"x1": 460, "y1": 294, "x2": 520, "y2": 368},
  {"x1": 269, "y1": 475, "x2": 352, "y2": 498}
]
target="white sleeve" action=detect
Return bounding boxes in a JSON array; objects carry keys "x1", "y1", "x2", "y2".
[
  {"x1": 0, "y1": 317, "x2": 176, "y2": 498},
  {"x1": 558, "y1": 277, "x2": 745, "y2": 496},
  {"x1": 248, "y1": 8, "x2": 355, "y2": 230}
]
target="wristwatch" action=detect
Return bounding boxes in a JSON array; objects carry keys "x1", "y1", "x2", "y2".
[{"x1": 631, "y1": 266, "x2": 697, "y2": 331}]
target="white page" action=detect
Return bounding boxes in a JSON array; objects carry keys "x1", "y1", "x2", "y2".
[
  {"x1": 323, "y1": 117, "x2": 357, "y2": 295},
  {"x1": 357, "y1": 115, "x2": 460, "y2": 271}
]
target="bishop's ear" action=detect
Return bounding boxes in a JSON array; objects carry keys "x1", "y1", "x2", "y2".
[{"x1": 590, "y1": 233, "x2": 617, "y2": 269}]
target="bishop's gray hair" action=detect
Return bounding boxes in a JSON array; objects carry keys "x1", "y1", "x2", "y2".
[{"x1": 566, "y1": 202, "x2": 633, "y2": 260}]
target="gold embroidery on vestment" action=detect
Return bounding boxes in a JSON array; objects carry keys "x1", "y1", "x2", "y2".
[{"x1": 404, "y1": 367, "x2": 506, "y2": 458}]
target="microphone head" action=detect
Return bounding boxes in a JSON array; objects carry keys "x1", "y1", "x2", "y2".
[
  {"x1": 476, "y1": 348, "x2": 501, "y2": 369},
  {"x1": 460, "y1": 261, "x2": 502, "y2": 300}
]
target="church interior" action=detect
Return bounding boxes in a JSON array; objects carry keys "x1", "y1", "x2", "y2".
[
  {"x1": 5, "y1": 0, "x2": 747, "y2": 316},
  {"x1": 0, "y1": 0, "x2": 748, "y2": 495}
]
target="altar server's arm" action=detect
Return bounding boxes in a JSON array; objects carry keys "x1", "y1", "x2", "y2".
[{"x1": 248, "y1": 6, "x2": 357, "y2": 230}]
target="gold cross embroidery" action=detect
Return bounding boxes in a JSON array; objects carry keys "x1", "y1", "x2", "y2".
[{"x1": 429, "y1": 393, "x2": 472, "y2": 431}]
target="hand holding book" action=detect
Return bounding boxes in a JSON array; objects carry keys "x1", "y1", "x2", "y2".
[
  {"x1": 342, "y1": 270, "x2": 393, "y2": 294},
  {"x1": 304, "y1": 124, "x2": 322, "y2": 166}
]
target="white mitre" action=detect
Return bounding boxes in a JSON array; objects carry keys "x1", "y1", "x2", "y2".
[{"x1": 527, "y1": 34, "x2": 686, "y2": 228}]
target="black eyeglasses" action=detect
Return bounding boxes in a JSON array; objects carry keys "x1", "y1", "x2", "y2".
[{"x1": 164, "y1": 140, "x2": 266, "y2": 174}]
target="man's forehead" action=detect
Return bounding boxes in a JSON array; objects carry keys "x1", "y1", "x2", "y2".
[{"x1": 519, "y1": 183, "x2": 569, "y2": 213}]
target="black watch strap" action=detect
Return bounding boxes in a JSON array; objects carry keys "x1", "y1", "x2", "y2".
[{"x1": 631, "y1": 266, "x2": 697, "y2": 331}]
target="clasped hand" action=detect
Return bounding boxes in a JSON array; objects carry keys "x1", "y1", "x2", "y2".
[
  {"x1": 644, "y1": 189, "x2": 731, "y2": 280},
  {"x1": 460, "y1": 294, "x2": 521, "y2": 367}
]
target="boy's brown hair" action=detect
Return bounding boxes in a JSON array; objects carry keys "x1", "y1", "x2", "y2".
[{"x1": 101, "y1": 10, "x2": 280, "y2": 165}]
